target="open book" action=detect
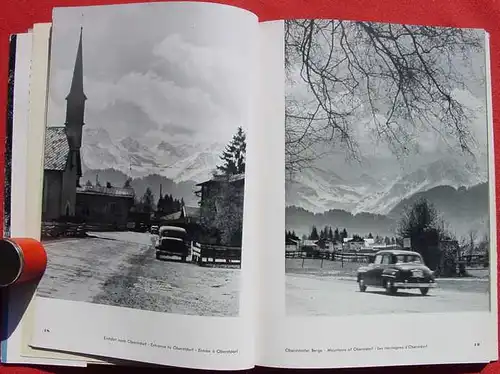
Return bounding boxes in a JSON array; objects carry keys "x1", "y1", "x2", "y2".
[{"x1": 1, "y1": 1, "x2": 498, "y2": 370}]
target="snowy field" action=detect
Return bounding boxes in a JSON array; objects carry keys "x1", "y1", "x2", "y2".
[
  {"x1": 36, "y1": 232, "x2": 240, "y2": 317},
  {"x1": 286, "y1": 258, "x2": 490, "y2": 316}
]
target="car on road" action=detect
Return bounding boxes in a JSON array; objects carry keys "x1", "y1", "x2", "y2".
[
  {"x1": 155, "y1": 226, "x2": 191, "y2": 262},
  {"x1": 356, "y1": 249, "x2": 436, "y2": 295},
  {"x1": 150, "y1": 225, "x2": 159, "y2": 235}
]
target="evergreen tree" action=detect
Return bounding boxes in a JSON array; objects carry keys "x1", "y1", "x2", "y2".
[
  {"x1": 309, "y1": 226, "x2": 319, "y2": 240},
  {"x1": 123, "y1": 177, "x2": 132, "y2": 188},
  {"x1": 141, "y1": 187, "x2": 155, "y2": 213},
  {"x1": 367, "y1": 232, "x2": 373, "y2": 239},
  {"x1": 341, "y1": 228, "x2": 348, "y2": 240},
  {"x1": 334, "y1": 228, "x2": 340, "y2": 243},
  {"x1": 328, "y1": 227, "x2": 334, "y2": 241},
  {"x1": 216, "y1": 127, "x2": 246, "y2": 175}
]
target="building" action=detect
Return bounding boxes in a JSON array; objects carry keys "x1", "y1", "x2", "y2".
[
  {"x1": 42, "y1": 28, "x2": 86, "y2": 221},
  {"x1": 195, "y1": 173, "x2": 245, "y2": 246},
  {"x1": 75, "y1": 184, "x2": 134, "y2": 227},
  {"x1": 42, "y1": 28, "x2": 135, "y2": 227},
  {"x1": 285, "y1": 238, "x2": 300, "y2": 252}
]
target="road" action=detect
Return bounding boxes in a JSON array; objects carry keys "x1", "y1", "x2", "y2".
[
  {"x1": 36, "y1": 231, "x2": 240, "y2": 317},
  {"x1": 286, "y1": 273, "x2": 490, "y2": 316}
]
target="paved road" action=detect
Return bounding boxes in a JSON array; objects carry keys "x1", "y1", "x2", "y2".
[
  {"x1": 37, "y1": 232, "x2": 240, "y2": 317},
  {"x1": 286, "y1": 273, "x2": 490, "y2": 316}
]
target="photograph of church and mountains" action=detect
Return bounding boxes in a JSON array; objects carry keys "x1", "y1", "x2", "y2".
[
  {"x1": 283, "y1": 20, "x2": 492, "y2": 317},
  {"x1": 36, "y1": 3, "x2": 250, "y2": 317}
]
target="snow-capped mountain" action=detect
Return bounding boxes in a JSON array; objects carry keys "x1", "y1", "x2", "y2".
[
  {"x1": 286, "y1": 153, "x2": 488, "y2": 215},
  {"x1": 81, "y1": 127, "x2": 225, "y2": 183}
]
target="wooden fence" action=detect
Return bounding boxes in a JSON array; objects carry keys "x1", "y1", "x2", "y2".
[
  {"x1": 191, "y1": 242, "x2": 241, "y2": 267},
  {"x1": 285, "y1": 250, "x2": 372, "y2": 263},
  {"x1": 41, "y1": 222, "x2": 128, "y2": 239}
]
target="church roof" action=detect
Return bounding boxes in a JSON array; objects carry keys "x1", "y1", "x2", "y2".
[
  {"x1": 44, "y1": 127, "x2": 69, "y2": 171},
  {"x1": 76, "y1": 185, "x2": 135, "y2": 198}
]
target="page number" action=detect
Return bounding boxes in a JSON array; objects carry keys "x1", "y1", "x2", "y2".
[
  {"x1": 42, "y1": 328, "x2": 51, "y2": 333},
  {"x1": 473, "y1": 342, "x2": 481, "y2": 347}
]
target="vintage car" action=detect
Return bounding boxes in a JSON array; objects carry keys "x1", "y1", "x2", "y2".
[
  {"x1": 356, "y1": 249, "x2": 436, "y2": 295},
  {"x1": 155, "y1": 226, "x2": 191, "y2": 262},
  {"x1": 150, "y1": 225, "x2": 159, "y2": 235}
]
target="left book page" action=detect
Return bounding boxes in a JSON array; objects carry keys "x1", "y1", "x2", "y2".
[
  {"x1": 1, "y1": 25, "x2": 95, "y2": 367},
  {"x1": 27, "y1": 2, "x2": 261, "y2": 369}
]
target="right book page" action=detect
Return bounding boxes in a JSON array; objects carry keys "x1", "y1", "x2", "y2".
[{"x1": 257, "y1": 19, "x2": 498, "y2": 369}]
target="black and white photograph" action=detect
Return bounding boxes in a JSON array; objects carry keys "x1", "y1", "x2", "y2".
[
  {"x1": 284, "y1": 20, "x2": 492, "y2": 316},
  {"x1": 37, "y1": 2, "x2": 252, "y2": 317}
]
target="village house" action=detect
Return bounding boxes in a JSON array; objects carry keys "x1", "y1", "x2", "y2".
[
  {"x1": 285, "y1": 237, "x2": 300, "y2": 252},
  {"x1": 75, "y1": 183, "x2": 135, "y2": 227}
]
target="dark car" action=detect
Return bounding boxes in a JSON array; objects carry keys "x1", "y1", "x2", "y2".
[
  {"x1": 356, "y1": 249, "x2": 436, "y2": 295},
  {"x1": 155, "y1": 226, "x2": 191, "y2": 262}
]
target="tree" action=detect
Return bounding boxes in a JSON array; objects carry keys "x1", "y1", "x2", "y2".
[
  {"x1": 397, "y1": 198, "x2": 449, "y2": 270},
  {"x1": 309, "y1": 226, "x2": 319, "y2": 240},
  {"x1": 367, "y1": 233, "x2": 373, "y2": 239},
  {"x1": 328, "y1": 227, "x2": 334, "y2": 241},
  {"x1": 285, "y1": 20, "x2": 483, "y2": 175},
  {"x1": 334, "y1": 228, "x2": 340, "y2": 243},
  {"x1": 123, "y1": 177, "x2": 132, "y2": 188},
  {"x1": 216, "y1": 126, "x2": 246, "y2": 176},
  {"x1": 141, "y1": 188, "x2": 155, "y2": 213},
  {"x1": 341, "y1": 228, "x2": 348, "y2": 240},
  {"x1": 85, "y1": 180, "x2": 92, "y2": 187}
]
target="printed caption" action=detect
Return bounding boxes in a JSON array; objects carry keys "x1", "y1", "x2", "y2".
[
  {"x1": 104, "y1": 336, "x2": 238, "y2": 355},
  {"x1": 285, "y1": 344, "x2": 429, "y2": 354}
]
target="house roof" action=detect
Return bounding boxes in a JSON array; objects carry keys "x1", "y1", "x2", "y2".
[
  {"x1": 184, "y1": 206, "x2": 200, "y2": 217},
  {"x1": 161, "y1": 206, "x2": 201, "y2": 222},
  {"x1": 76, "y1": 185, "x2": 135, "y2": 198},
  {"x1": 44, "y1": 127, "x2": 69, "y2": 171},
  {"x1": 196, "y1": 173, "x2": 245, "y2": 186}
]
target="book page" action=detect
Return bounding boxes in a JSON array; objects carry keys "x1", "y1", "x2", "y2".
[
  {"x1": 1, "y1": 26, "x2": 89, "y2": 368},
  {"x1": 257, "y1": 19, "x2": 498, "y2": 368},
  {"x1": 28, "y1": 2, "x2": 260, "y2": 369}
]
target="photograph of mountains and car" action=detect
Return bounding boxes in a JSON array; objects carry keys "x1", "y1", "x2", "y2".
[{"x1": 284, "y1": 19, "x2": 491, "y2": 316}]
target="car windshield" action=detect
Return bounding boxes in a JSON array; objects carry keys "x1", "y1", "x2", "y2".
[
  {"x1": 161, "y1": 230, "x2": 186, "y2": 239},
  {"x1": 394, "y1": 254, "x2": 422, "y2": 264}
]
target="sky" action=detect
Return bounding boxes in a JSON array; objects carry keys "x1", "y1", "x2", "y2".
[
  {"x1": 285, "y1": 22, "x2": 489, "y2": 179},
  {"x1": 47, "y1": 2, "x2": 258, "y2": 148}
]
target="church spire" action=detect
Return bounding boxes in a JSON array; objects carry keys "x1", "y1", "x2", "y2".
[{"x1": 66, "y1": 27, "x2": 86, "y2": 101}]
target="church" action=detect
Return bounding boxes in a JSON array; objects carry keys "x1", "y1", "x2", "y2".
[{"x1": 42, "y1": 28, "x2": 134, "y2": 226}]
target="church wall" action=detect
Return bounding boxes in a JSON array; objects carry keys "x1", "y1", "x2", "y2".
[
  {"x1": 42, "y1": 171, "x2": 63, "y2": 221},
  {"x1": 60, "y1": 152, "x2": 79, "y2": 217}
]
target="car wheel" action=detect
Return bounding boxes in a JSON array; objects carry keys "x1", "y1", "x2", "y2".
[
  {"x1": 385, "y1": 280, "x2": 397, "y2": 295},
  {"x1": 420, "y1": 287, "x2": 429, "y2": 296},
  {"x1": 358, "y1": 278, "x2": 367, "y2": 292}
]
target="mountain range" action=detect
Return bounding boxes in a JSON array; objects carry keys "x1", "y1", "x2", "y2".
[
  {"x1": 80, "y1": 127, "x2": 225, "y2": 184},
  {"x1": 286, "y1": 182, "x2": 490, "y2": 240},
  {"x1": 78, "y1": 126, "x2": 490, "y2": 239}
]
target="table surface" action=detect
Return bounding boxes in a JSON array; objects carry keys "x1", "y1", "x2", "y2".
[{"x1": 1, "y1": 0, "x2": 499, "y2": 373}]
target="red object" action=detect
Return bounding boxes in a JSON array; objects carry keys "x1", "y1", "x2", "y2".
[
  {"x1": 0, "y1": 238, "x2": 47, "y2": 287},
  {"x1": 1, "y1": 0, "x2": 500, "y2": 373}
]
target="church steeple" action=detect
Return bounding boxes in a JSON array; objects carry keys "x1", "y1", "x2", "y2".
[
  {"x1": 64, "y1": 26, "x2": 86, "y2": 186},
  {"x1": 66, "y1": 27, "x2": 86, "y2": 102},
  {"x1": 65, "y1": 26, "x2": 86, "y2": 152}
]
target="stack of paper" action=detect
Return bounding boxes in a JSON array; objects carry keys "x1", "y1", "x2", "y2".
[{"x1": 1, "y1": 1, "x2": 497, "y2": 370}]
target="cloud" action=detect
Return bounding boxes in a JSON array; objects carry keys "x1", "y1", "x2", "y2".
[{"x1": 46, "y1": 1, "x2": 258, "y2": 152}]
